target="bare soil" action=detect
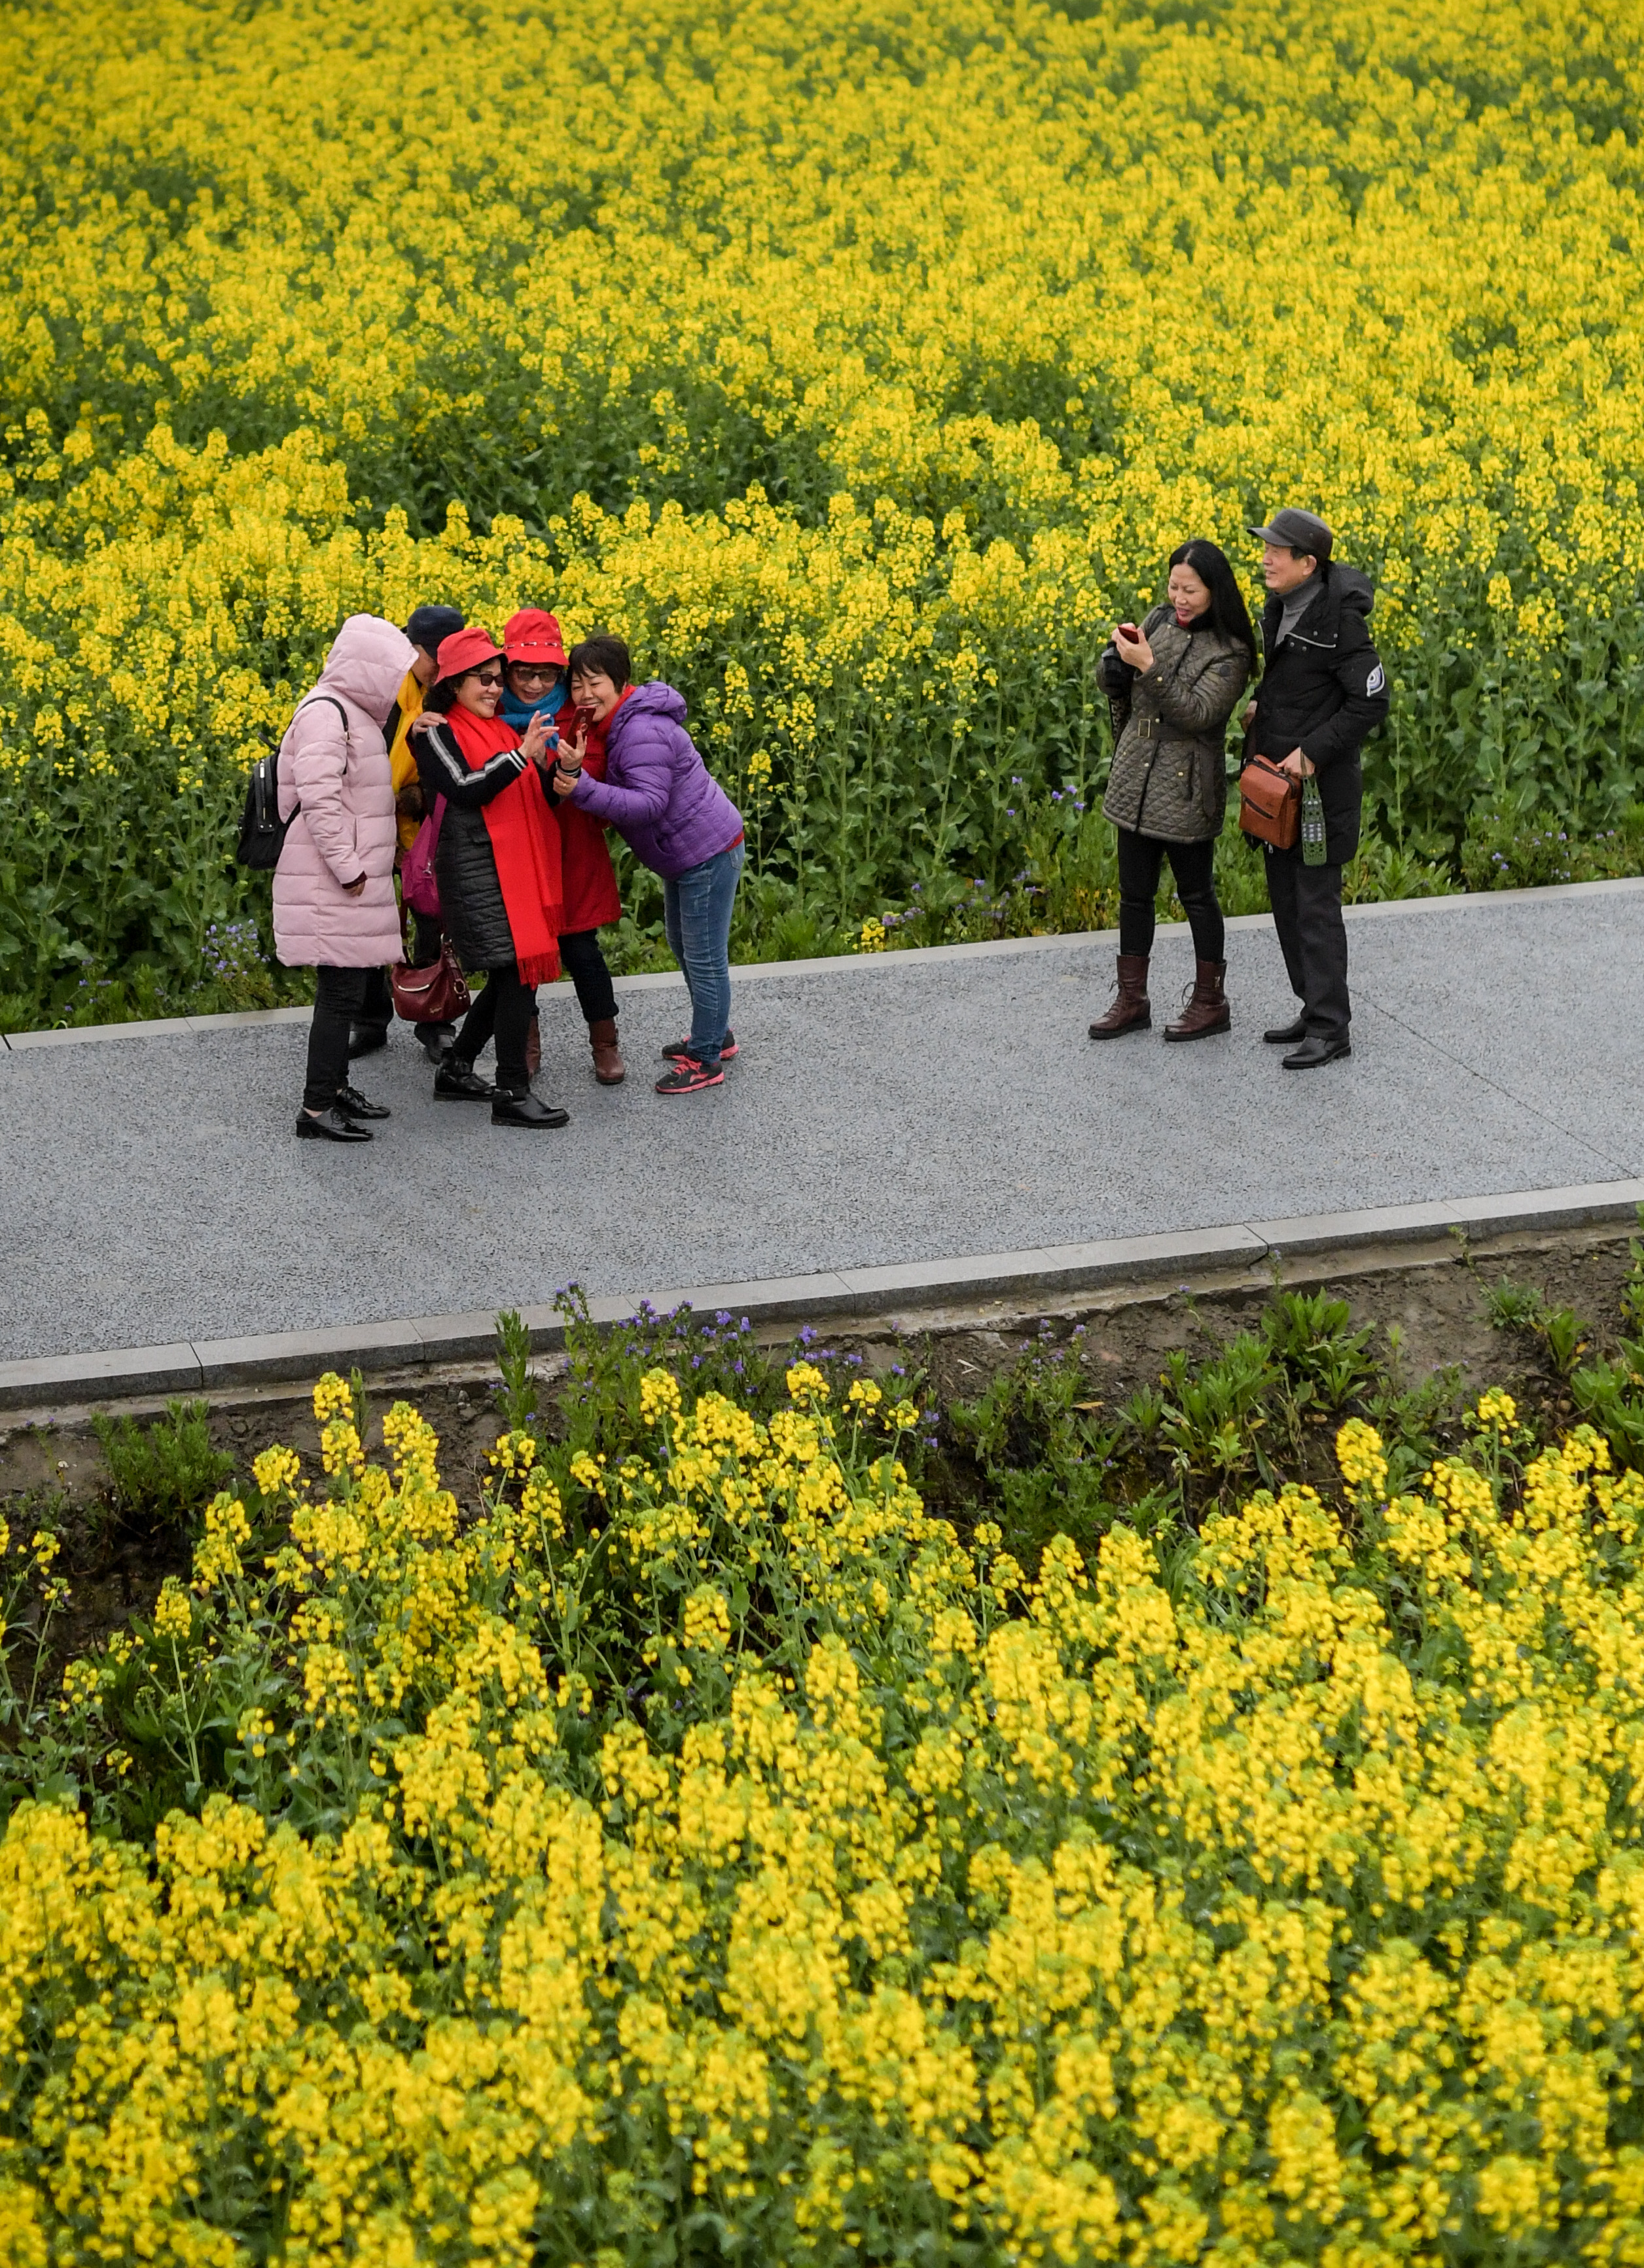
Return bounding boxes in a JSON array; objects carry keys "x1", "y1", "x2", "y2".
[{"x1": 1, "y1": 1220, "x2": 1630, "y2": 1656}]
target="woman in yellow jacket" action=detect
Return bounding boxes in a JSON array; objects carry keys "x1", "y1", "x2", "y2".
[{"x1": 349, "y1": 603, "x2": 465, "y2": 1062}]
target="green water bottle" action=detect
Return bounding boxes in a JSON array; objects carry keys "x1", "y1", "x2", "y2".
[{"x1": 1300, "y1": 774, "x2": 1327, "y2": 866}]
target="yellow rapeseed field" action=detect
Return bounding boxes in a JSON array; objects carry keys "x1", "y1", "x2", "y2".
[
  {"x1": 3, "y1": 0, "x2": 1644, "y2": 1010},
  {"x1": 5, "y1": 1364, "x2": 1644, "y2": 2264}
]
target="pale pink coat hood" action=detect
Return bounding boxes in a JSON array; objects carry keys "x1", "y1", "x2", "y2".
[{"x1": 272, "y1": 614, "x2": 416, "y2": 969}]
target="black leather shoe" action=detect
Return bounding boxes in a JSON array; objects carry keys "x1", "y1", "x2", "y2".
[
  {"x1": 435, "y1": 1061, "x2": 495, "y2": 1100},
  {"x1": 295, "y1": 1106, "x2": 372, "y2": 1143},
  {"x1": 348, "y1": 1023, "x2": 389, "y2": 1059},
  {"x1": 1282, "y1": 1035, "x2": 1352, "y2": 1069},
  {"x1": 492, "y1": 1089, "x2": 570, "y2": 1129},
  {"x1": 1263, "y1": 1016, "x2": 1307, "y2": 1044},
  {"x1": 417, "y1": 1022, "x2": 455, "y2": 1064},
  {"x1": 336, "y1": 1083, "x2": 390, "y2": 1121}
]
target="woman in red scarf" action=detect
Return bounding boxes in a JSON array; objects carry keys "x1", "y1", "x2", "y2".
[
  {"x1": 499, "y1": 609, "x2": 626, "y2": 1084},
  {"x1": 410, "y1": 626, "x2": 569, "y2": 1129}
]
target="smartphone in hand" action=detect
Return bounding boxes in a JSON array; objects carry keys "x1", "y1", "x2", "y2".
[{"x1": 1118, "y1": 622, "x2": 1139, "y2": 639}]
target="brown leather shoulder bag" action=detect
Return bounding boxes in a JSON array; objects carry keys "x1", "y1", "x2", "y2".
[{"x1": 1238, "y1": 754, "x2": 1301, "y2": 850}]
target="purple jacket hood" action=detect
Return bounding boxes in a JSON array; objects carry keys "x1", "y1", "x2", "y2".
[
  {"x1": 623, "y1": 681, "x2": 689, "y2": 728},
  {"x1": 570, "y1": 678, "x2": 742, "y2": 880}
]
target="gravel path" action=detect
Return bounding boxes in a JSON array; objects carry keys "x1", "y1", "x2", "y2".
[{"x1": 4, "y1": 885, "x2": 1640, "y2": 1363}]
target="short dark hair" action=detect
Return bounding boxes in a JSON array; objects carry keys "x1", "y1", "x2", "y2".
[{"x1": 568, "y1": 633, "x2": 632, "y2": 690}]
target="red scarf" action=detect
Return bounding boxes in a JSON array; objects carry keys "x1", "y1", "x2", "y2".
[{"x1": 446, "y1": 705, "x2": 563, "y2": 985}]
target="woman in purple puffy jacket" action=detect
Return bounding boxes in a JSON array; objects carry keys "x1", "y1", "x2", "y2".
[{"x1": 552, "y1": 635, "x2": 745, "y2": 1096}]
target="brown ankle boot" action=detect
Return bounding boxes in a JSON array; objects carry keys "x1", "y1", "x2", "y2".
[
  {"x1": 1164, "y1": 959, "x2": 1230, "y2": 1041},
  {"x1": 588, "y1": 1017, "x2": 626, "y2": 1084},
  {"x1": 1089, "y1": 953, "x2": 1151, "y2": 1038}
]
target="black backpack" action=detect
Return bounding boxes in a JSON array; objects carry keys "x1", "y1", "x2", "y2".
[{"x1": 235, "y1": 696, "x2": 348, "y2": 869}]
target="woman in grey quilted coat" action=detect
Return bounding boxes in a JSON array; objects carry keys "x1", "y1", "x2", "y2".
[{"x1": 1090, "y1": 540, "x2": 1257, "y2": 1041}]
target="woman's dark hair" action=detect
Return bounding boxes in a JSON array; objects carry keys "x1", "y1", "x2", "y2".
[
  {"x1": 568, "y1": 633, "x2": 632, "y2": 690},
  {"x1": 1168, "y1": 539, "x2": 1259, "y2": 673}
]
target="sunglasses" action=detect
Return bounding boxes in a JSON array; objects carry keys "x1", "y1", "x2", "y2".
[{"x1": 467, "y1": 668, "x2": 503, "y2": 688}]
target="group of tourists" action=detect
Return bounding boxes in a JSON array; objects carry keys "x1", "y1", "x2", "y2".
[
  {"x1": 1090, "y1": 506, "x2": 1389, "y2": 1066},
  {"x1": 271, "y1": 610, "x2": 744, "y2": 1141},
  {"x1": 267, "y1": 503, "x2": 1385, "y2": 1144}
]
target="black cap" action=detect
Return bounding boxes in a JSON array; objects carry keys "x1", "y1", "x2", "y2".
[
  {"x1": 1247, "y1": 508, "x2": 1333, "y2": 562},
  {"x1": 404, "y1": 603, "x2": 465, "y2": 654}
]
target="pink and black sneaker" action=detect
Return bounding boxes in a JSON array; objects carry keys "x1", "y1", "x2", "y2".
[
  {"x1": 654, "y1": 1054, "x2": 726, "y2": 1094},
  {"x1": 662, "y1": 1029, "x2": 736, "y2": 1063}
]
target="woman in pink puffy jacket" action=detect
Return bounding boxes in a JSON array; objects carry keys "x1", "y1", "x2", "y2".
[{"x1": 272, "y1": 613, "x2": 418, "y2": 1143}]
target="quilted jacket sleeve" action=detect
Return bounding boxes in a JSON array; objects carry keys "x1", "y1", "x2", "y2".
[
  {"x1": 414, "y1": 720, "x2": 529, "y2": 809},
  {"x1": 1147, "y1": 636, "x2": 1249, "y2": 737},
  {"x1": 570, "y1": 717, "x2": 675, "y2": 828}
]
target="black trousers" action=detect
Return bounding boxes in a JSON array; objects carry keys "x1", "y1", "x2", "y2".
[
  {"x1": 452, "y1": 963, "x2": 537, "y2": 1091},
  {"x1": 304, "y1": 966, "x2": 370, "y2": 1110},
  {"x1": 1116, "y1": 829, "x2": 1224, "y2": 963},
  {"x1": 1264, "y1": 846, "x2": 1349, "y2": 1040},
  {"x1": 356, "y1": 964, "x2": 393, "y2": 1036},
  {"x1": 558, "y1": 928, "x2": 617, "y2": 1025}
]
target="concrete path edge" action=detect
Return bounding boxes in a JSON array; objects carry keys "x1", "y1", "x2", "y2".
[
  {"x1": 8, "y1": 876, "x2": 1643, "y2": 1052},
  {"x1": 5, "y1": 1176, "x2": 1641, "y2": 1413}
]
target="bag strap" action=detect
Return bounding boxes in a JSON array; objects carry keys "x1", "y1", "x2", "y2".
[{"x1": 274, "y1": 693, "x2": 350, "y2": 812}]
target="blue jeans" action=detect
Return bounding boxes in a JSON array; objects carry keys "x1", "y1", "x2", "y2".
[{"x1": 663, "y1": 840, "x2": 744, "y2": 1067}]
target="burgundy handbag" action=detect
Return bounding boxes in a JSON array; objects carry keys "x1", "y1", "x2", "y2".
[
  {"x1": 1238, "y1": 754, "x2": 1301, "y2": 850},
  {"x1": 391, "y1": 938, "x2": 470, "y2": 1025}
]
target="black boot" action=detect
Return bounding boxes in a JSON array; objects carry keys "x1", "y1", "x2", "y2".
[
  {"x1": 1262, "y1": 1014, "x2": 1306, "y2": 1044},
  {"x1": 492, "y1": 1088, "x2": 570, "y2": 1129},
  {"x1": 348, "y1": 1023, "x2": 389, "y2": 1059},
  {"x1": 435, "y1": 1059, "x2": 495, "y2": 1100}
]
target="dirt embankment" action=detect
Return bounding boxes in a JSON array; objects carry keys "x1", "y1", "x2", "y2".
[{"x1": 1, "y1": 1220, "x2": 1633, "y2": 1657}]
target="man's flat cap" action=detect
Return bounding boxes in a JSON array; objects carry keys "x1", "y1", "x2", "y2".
[{"x1": 1247, "y1": 507, "x2": 1334, "y2": 561}]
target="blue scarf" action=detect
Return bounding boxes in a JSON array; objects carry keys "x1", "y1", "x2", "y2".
[{"x1": 500, "y1": 680, "x2": 565, "y2": 734}]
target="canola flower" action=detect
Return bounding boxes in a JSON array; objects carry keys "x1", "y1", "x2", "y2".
[
  {"x1": 4, "y1": 1374, "x2": 1644, "y2": 2261},
  {"x1": 2, "y1": 0, "x2": 1644, "y2": 1015}
]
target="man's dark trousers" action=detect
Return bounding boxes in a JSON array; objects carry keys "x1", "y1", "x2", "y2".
[{"x1": 1264, "y1": 845, "x2": 1349, "y2": 1041}]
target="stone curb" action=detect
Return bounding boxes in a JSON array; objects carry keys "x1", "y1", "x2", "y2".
[
  {"x1": 5, "y1": 1177, "x2": 1642, "y2": 1413},
  {"x1": 6, "y1": 876, "x2": 1641, "y2": 1051}
]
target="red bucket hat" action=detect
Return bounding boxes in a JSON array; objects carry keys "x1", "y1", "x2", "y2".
[
  {"x1": 502, "y1": 608, "x2": 569, "y2": 667},
  {"x1": 435, "y1": 625, "x2": 503, "y2": 679}
]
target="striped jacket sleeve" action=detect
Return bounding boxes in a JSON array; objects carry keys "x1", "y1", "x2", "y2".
[{"x1": 412, "y1": 720, "x2": 527, "y2": 809}]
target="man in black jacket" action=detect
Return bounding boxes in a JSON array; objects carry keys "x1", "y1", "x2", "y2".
[{"x1": 1243, "y1": 508, "x2": 1389, "y2": 1068}]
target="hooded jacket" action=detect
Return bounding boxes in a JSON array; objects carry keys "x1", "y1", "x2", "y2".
[
  {"x1": 272, "y1": 614, "x2": 416, "y2": 968},
  {"x1": 1101, "y1": 605, "x2": 1251, "y2": 842},
  {"x1": 1245, "y1": 565, "x2": 1389, "y2": 863},
  {"x1": 568, "y1": 682, "x2": 742, "y2": 880}
]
